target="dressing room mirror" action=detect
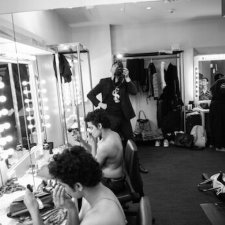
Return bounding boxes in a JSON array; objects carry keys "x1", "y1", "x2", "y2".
[
  {"x1": 11, "y1": 11, "x2": 94, "y2": 148},
  {"x1": 0, "y1": 12, "x2": 66, "y2": 189},
  {"x1": 49, "y1": 43, "x2": 93, "y2": 146},
  {"x1": 194, "y1": 54, "x2": 225, "y2": 108}
]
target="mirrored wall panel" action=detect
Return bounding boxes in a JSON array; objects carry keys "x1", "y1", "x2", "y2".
[{"x1": 194, "y1": 54, "x2": 225, "y2": 107}]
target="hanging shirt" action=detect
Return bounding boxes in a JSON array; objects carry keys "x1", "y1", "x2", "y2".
[{"x1": 160, "y1": 61, "x2": 166, "y2": 89}]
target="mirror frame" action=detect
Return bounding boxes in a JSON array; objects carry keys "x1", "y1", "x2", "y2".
[{"x1": 194, "y1": 53, "x2": 225, "y2": 105}]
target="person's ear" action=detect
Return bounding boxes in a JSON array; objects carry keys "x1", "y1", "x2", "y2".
[
  {"x1": 74, "y1": 183, "x2": 83, "y2": 192},
  {"x1": 97, "y1": 123, "x2": 102, "y2": 129}
]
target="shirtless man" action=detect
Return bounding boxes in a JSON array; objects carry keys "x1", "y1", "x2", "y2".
[
  {"x1": 24, "y1": 146, "x2": 126, "y2": 225},
  {"x1": 80, "y1": 109, "x2": 126, "y2": 194}
]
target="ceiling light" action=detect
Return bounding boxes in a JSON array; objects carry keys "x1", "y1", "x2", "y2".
[
  {"x1": 146, "y1": 6, "x2": 152, "y2": 10},
  {"x1": 116, "y1": 53, "x2": 123, "y2": 59}
]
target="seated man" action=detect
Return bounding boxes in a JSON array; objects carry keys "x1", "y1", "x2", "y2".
[
  {"x1": 79, "y1": 109, "x2": 126, "y2": 194},
  {"x1": 24, "y1": 146, "x2": 127, "y2": 225}
]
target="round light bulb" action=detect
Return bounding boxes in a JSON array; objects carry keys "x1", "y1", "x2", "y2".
[
  {"x1": 0, "y1": 95, "x2": 7, "y2": 102},
  {"x1": 0, "y1": 125, "x2": 4, "y2": 132},
  {"x1": 0, "y1": 138, "x2": 6, "y2": 146},
  {"x1": 4, "y1": 122, "x2": 10, "y2": 129},
  {"x1": 27, "y1": 116, "x2": 33, "y2": 121},
  {"x1": 24, "y1": 99, "x2": 31, "y2": 103},
  {"x1": 23, "y1": 90, "x2": 29, "y2": 95},
  {"x1": 28, "y1": 124, "x2": 34, "y2": 129},
  {"x1": 5, "y1": 135, "x2": 13, "y2": 142},
  {"x1": 22, "y1": 81, "x2": 29, "y2": 86},
  {"x1": 0, "y1": 81, "x2": 5, "y2": 89},
  {"x1": 1, "y1": 108, "x2": 8, "y2": 115}
]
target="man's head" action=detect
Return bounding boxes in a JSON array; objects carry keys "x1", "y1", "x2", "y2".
[
  {"x1": 214, "y1": 73, "x2": 224, "y2": 82},
  {"x1": 111, "y1": 60, "x2": 123, "y2": 77},
  {"x1": 85, "y1": 109, "x2": 111, "y2": 138},
  {"x1": 201, "y1": 77, "x2": 209, "y2": 87},
  {"x1": 48, "y1": 146, "x2": 102, "y2": 197}
]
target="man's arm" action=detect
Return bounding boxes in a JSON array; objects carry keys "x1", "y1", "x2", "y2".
[
  {"x1": 78, "y1": 133, "x2": 97, "y2": 156},
  {"x1": 123, "y1": 68, "x2": 137, "y2": 95},
  {"x1": 87, "y1": 81, "x2": 102, "y2": 107},
  {"x1": 95, "y1": 145, "x2": 108, "y2": 167},
  {"x1": 53, "y1": 185, "x2": 80, "y2": 225},
  {"x1": 125, "y1": 80, "x2": 137, "y2": 95},
  {"x1": 23, "y1": 189, "x2": 45, "y2": 225}
]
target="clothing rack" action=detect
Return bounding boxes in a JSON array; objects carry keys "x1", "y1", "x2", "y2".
[
  {"x1": 113, "y1": 50, "x2": 185, "y2": 132},
  {"x1": 113, "y1": 50, "x2": 183, "y2": 60}
]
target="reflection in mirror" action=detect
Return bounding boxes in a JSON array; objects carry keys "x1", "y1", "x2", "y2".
[
  {"x1": 0, "y1": 13, "x2": 19, "y2": 188},
  {"x1": 50, "y1": 43, "x2": 93, "y2": 146},
  {"x1": 194, "y1": 54, "x2": 225, "y2": 108},
  {"x1": 0, "y1": 13, "x2": 61, "y2": 195}
]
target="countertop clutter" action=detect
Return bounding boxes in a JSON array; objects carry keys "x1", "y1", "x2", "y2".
[{"x1": 0, "y1": 146, "x2": 68, "y2": 225}]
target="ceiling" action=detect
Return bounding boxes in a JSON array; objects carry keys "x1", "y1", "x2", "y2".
[{"x1": 53, "y1": 0, "x2": 222, "y2": 27}]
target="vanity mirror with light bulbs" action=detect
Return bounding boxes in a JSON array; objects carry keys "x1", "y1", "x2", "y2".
[
  {"x1": 0, "y1": 11, "x2": 93, "y2": 200},
  {"x1": 194, "y1": 54, "x2": 225, "y2": 107}
]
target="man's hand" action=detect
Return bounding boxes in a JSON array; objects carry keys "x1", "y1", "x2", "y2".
[
  {"x1": 23, "y1": 188, "x2": 39, "y2": 215},
  {"x1": 123, "y1": 68, "x2": 131, "y2": 82},
  {"x1": 53, "y1": 184, "x2": 76, "y2": 210},
  {"x1": 212, "y1": 179, "x2": 225, "y2": 195},
  {"x1": 98, "y1": 102, "x2": 107, "y2": 110}
]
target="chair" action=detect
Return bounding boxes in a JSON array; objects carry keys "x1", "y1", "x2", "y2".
[
  {"x1": 117, "y1": 139, "x2": 144, "y2": 204},
  {"x1": 125, "y1": 196, "x2": 153, "y2": 225},
  {"x1": 124, "y1": 140, "x2": 144, "y2": 197},
  {"x1": 137, "y1": 196, "x2": 153, "y2": 225}
]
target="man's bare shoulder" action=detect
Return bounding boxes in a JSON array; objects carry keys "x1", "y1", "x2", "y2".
[
  {"x1": 81, "y1": 199, "x2": 125, "y2": 225},
  {"x1": 100, "y1": 131, "x2": 122, "y2": 148}
]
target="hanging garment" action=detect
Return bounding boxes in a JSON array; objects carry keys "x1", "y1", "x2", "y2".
[
  {"x1": 157, "y1": 63, "x2": 183, "y2": 134},
  {"x1": 148, "y1": 62, "x2": 162, "y2": 99},
  {"x1": 53, "y1": 54, "x2": 72, "y2": 83},
  {"x1": 160, "y1": 61, "x2": 166, "y2": 89},
  {"x1": 126, "y1": 59, "x2": 145, "y2": 87}
]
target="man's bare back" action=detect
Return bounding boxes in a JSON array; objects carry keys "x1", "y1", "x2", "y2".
[
  {"x1": 96, "y1": 130, "x2": 123, "y2": 179},
  {"x1": 79, "y1": 185, "x2": 126, "y2": 225}
]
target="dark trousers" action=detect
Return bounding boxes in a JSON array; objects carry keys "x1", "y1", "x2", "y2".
[
  {"x1": 101, "y1": 177, "x2": 127, "y2": 194},
  {"x1": 107, "y1": 113, "x2": 133, "y2": 141}
]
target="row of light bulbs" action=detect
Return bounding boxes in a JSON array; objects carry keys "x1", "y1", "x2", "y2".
[
  {"x1": 0, "y1": 77, "x2": 13, "y2": 148},
  {"x1": 22, "y1": 79, "x2": 51, "y2": 129}
]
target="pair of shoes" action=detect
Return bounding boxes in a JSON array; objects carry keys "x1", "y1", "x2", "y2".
[
  {"x1": 155, "y1": 140, "x2": 160, "y2": 147},
  {"x1": 216, "y1": 148, "x2": 225, "y2": 152},
  {"x1": 139, "y1": 165, "x2": 148, "y2": 174},
  {"x1": 163, "y1": 139, "x2": 169, "y2": 147}
]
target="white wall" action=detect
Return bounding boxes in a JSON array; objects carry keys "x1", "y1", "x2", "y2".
[
  {"x1": 12, "y1": 10, "x2": 72, "y2": 45},
  {"x1": 110, "y1": 17, "x2": 225, "y2": 117},
  {"x1": 71, "y1": 25, "x2": 112, "y2": 87}
]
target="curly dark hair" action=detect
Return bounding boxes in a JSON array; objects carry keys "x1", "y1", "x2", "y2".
[
  {"x1": 85, "y1": 109, "x2": 111, "y2": 128},
  {"x1": 48, "y1": 146, "x2": 102, "y2": 188}
]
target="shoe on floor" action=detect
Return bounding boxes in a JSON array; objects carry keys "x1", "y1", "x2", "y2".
[
  {"x1": 139, "y1": 165, "x2": 148, "y2": 174},
  {"x1": 155, "y1": 140, "x2": 160, "y2": 147},
  {"x1": 216, "y1": 147, "x2": 225, "y2": 152},
  {"x1": 163, "y1": 139, "x2": 169, "y2": 147}
]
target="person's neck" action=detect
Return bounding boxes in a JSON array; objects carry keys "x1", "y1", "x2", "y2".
[
  {"x1": 83, "y1": 183, "x2": 108, "y2": 207},
  {"x1": 101, "y1": 128, "x2": 111, "y2": 140},
  {"x1": 111, "y1": 74, "x2": 119, "y2": 83},
  {"x1": 202, "y1": 87, "x2": 208, "y2": 93}
]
